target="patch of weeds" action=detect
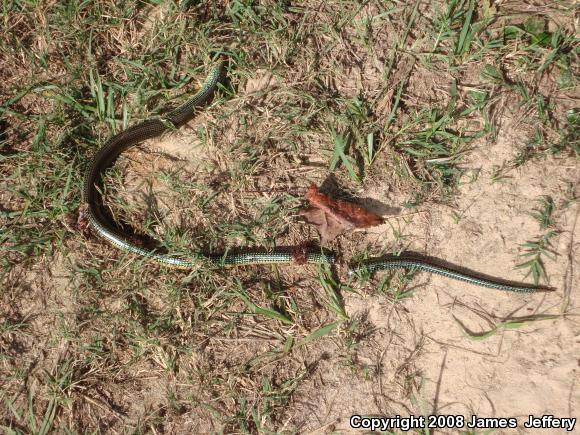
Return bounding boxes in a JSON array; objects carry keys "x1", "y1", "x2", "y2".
[
  {"x1": 529, "y1": 195, "x2": 554, "y2": 230},
  {"x1": 325, "y1": 127, "x2": 361, "y2": 184},
  {"x1": 558, "y1": 108, "x2": 580, "y2": 157},
  {"x1": 2, "y1": 390, "x2": 60, "y2": 435},
  {"x1": 344, "y1": 96, "x2": 377, "y2": 170},
  {"x1": 228, "y1": 368, "x2": 310, "y2": 433},
  {"x1": 515, "y1": 231, "x2": 557, "y2": 285},
  {"x1": 482, "y1": 62, "x2": 577, "y2": 165},
  {"x1": 478, "y1": 17, "x2": 578, "y2": 165},
  {"x1": 511, "y1": 127, "x2": 544, "y2": 167},
  {"x1": 358, "y1": 268, "x2": 417, "y2": 301},
  {"x1": 317, "y1": 264, "x2": 349, "y2": 321},
  {"x1": 394, "y1": 84, "x2": 489, "y2": 201},
  {"x1": 429, "y1": 0, "x2": 499, "y2": 65},
  {"x1": 340, "y1": 314, "x2": 377, "y2": 377},
  {"x1": 504, "y1": 16, "x2": 577, "y2": 79},
  {"x1": 480, "y1": 64, "x2": 530, "y2": 104}
]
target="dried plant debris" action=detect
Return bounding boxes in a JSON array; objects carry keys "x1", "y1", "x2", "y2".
[{"x1": 300, "y1": 184, "x2": 383, "y2": 244}]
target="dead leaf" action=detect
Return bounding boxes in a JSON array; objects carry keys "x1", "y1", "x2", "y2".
[
  {"x1": 300, "y1": 206, "x2": 350, "y2": 244},
  {"x1": 300, "y1": 184, "x2": 383, "y2": 244},
  {"x1": 305, "y1": 184, "x2": 383, "y2": 228}
]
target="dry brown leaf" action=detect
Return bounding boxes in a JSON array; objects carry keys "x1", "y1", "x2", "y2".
[
  {"x1": 300, "y1": 184, "x2": 383, "y2": 244},
  {"x1": 300, "y1": 206, "x2": 350, "y2": 244}
]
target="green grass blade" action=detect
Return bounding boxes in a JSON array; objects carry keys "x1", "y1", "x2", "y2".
[{"x1": 297, "y1": 322, "x2": 340, "y2": 347}]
